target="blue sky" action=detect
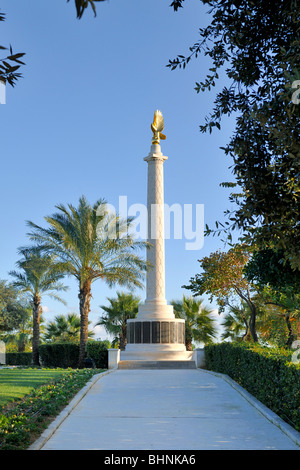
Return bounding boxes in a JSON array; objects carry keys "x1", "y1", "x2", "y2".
[{"x1": 1, "y1": 0, "x2": 238, "y2": 340}]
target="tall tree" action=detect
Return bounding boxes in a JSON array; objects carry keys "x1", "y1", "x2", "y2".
[
  {"x1": 183, "y1": 245, "x2": 260, "y2": 342},
  {"x1": 96, "y1": 292, "x2": 140, "y2": 350},
  {"x1": 169, "y1": 0, "x2": 300, "y2": 269},
  {"x1": 9, "y1": 250, "x2": 67, "y2": 365},
  {"x1": 26, "y1": 196, "x2": 148, "y2": 367},
  {"x1": 171, "y1": 295, "x2": 217, "y2": 350}
]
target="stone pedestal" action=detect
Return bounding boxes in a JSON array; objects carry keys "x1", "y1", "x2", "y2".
[{"x1": 121, "y1": 141, "x2": 189, "y2": 362}]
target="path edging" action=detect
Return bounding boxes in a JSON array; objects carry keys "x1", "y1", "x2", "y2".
[
  {"x1": 200, "y1": 368, "x2": 300, "y2": 448},
  {"x1": 28, "y1": 369, "x2": 116, "y2": 451}
]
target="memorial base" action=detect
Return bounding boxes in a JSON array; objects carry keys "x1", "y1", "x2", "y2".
[{"x1": 121, "y1": 317, "x2": 191, "y2": 361}]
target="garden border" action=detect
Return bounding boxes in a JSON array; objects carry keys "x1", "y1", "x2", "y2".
[{"x1": 28, "y1": 369, "x2": 115, "y2": 451}]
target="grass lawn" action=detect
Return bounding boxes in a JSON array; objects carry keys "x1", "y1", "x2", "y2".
[{"x1": 0, "y1": 368, "x2": 69, "y2": 407}]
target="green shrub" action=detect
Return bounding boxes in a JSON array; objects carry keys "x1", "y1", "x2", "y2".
[
  {"x1": 204, "y1": 342, "x2": 300, "y2": 431},
  {"x1": 6, "y1": 352, "x2": 32, "y2": 366},
  {"x1": 86, "y1": 340, "x2": 108, "y2": 368},
  {"x1": 39, "y1": 343, "x2": 80, "y2": 368}
]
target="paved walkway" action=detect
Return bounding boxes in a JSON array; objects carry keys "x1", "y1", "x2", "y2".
[{"x1": 33, "y1": 369, "x2": 300, "y2": 450}]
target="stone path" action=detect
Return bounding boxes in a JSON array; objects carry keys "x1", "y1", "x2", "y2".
[{"x1": 32, "y1": 369, "x2": 300, "y2": 450}]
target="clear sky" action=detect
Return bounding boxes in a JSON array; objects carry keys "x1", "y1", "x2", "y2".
[{"x1": 0, "y1": 0, "x2": 238, "y2": 341}]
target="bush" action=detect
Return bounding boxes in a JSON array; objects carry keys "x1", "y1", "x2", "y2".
[
  {"x1": 86, "y1": 340, "x2": 108, "y2": 369},
  {"x1": 39, "y1": 343, "x2": 80, "y2": 368},
  {"x1": 6, "y1": 352, "x2": 32, "y2": 366},
  {"x1": 204, "y1": 342, "x2": 300, "y2": 431}
]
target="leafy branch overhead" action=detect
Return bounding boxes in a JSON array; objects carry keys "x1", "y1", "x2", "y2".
[
  {"x1": 0, "y1": 12, "x2": 25, "y2": 87},
  {"x1": 168, "y1": 0, "x2": 300, "y2": 269}
]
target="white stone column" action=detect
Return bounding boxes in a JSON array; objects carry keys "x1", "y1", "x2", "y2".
[{"x1": 137, "y1": 143, "x2": 174, "y2": 320}]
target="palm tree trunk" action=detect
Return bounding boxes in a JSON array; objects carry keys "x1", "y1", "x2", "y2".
[
  {"x1": 185, "y1": 327, "x2": 193, "y2": 351},
  {"x1": 78, "y1": 280, "x2": 92, "y2": 368},
  {"x1": 119, "y1": 323, "x2": 128, "y2": 350},
  {"x1": 32, "y1": 295, "x2": 42, "y2": 366}
]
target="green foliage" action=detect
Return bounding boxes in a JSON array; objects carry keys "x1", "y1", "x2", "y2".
[
  {"x1": 0, "y1": 281, "x2": 28, "y2": 333},
  {"x1": 86, "y1": 340, "x2": 108, "y2": 368},
  {"x1": 244, "y1": 249, "x2": 300, "y2": 294},
  {"x1": 39, "y1": 343, "x2": 80, "y2": 368},
  {"x1": 6, "y1": 352, "x2": 32, "y2": 366},
  {"x1": 205, "y1": 342, "x2": 300, "y2": 431}
]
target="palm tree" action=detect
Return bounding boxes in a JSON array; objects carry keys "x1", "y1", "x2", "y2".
[
  {"x1": 44, "y1": 313, "x2": 94, "y2": 343},
  {"x1": 9, "y1": 249, "x2": 68, "y2": 365},
  {"x1": 171, "y1": 295, "x2": 217, "y2": 350},
  {"x1": 96, "y1": 291, "x2": 140, "y2": 349},
  {"x1": 26, "y1": 196, "x2": 148, "y2": 367},
  {"x1": 221, "y1": 303, "x2": 252, "y2": 342}
]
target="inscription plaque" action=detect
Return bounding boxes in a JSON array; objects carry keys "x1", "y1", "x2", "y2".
[
  {"x1": 161, "y1": 322, "x2": 170, "y2": 343},
  {"x1": 152, "y1": 321, "x2": 160, "y2": 343},
  {"x1": 142, "y1": 322, "x2": 151, "y2": 343},
  {"x1": 135, "y1": 322, "x2": 141, "y2": 343}
]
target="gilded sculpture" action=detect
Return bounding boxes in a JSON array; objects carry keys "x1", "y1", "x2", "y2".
[{"x1": 151, "y1": 110, "x2": 166, "y2": 145}]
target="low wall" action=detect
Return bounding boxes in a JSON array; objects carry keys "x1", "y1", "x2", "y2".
[{"x1": 192, "y1": 348, "x2": 206, "y2": 368}]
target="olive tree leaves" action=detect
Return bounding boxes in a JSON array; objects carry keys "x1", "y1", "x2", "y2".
[
  {"x1": 0, "y1": 12, "x2": 25, "y2": 87},
  {"x1": 67, "y1": 0, "x2": 106, "y2": 19},
  {"x1": 168, "y1": 0, "x2": 300, "y2": 269}
]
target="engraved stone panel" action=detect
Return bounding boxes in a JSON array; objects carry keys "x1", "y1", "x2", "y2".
[
  {"x1": 161, "y1": 322, "x2": 170, "y2": 343},
  {"x1": 128, "y1": 323, "x2": 134, "y2": 343},
  {"x1": 178, "y1": 323, "x2": 185, "y2": 344},
  {"x1": 152, "y1": 321, "x2": 160, "y2": 343},
  {"x1": 142, "y1": 322, "x2": 151, "y2": 343},
  {"x1": 135, "y1": 322, "x2": 141, "y2": 344},
  {"x1": 170, "y1": 322, "x2": 176, "y2": 343}
]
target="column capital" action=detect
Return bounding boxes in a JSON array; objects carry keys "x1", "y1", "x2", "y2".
[{"x1": 144, "y1": 144, "x2": 168, "y2": 163}]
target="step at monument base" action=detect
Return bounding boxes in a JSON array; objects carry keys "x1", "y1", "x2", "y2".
[{"x1": 118, "y1": 360, "x2": 196, "y2": 369}]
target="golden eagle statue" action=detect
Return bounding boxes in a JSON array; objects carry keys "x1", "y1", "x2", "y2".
[{"x1": 151, "y1": 110, "x2": 166, "y2": 145}]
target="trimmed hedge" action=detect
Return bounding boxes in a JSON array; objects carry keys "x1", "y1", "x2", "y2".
[
  {"x1": 5, "y1": 352, "x2": 32, "y2": 366},
  {"x1": 4, "y1": 342, "x2": 109, "y2": 369},
  {"x1": 86, "y1": 341, "x2": 108, "y2": 369},
  {"x1": 204, "y1": 342, "x2": 300, "y2": 431},
  {"x1": 39, "y1": 341, "x2": 108, "y2": 369},
  {"x1": 39, "y1": 343, "x2": 80, "y2": 368}
]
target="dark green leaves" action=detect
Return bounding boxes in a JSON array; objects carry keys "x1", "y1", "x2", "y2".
[{"x1": 67, "y1": 0, "x2": 106, "y2": 19}]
